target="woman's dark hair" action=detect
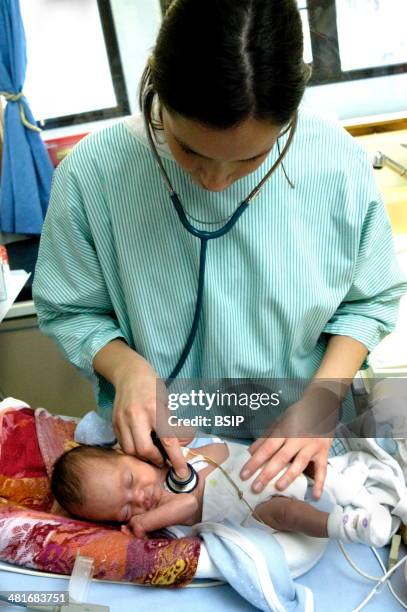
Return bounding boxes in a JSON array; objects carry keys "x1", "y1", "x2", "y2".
[
  {"x1": 51, "y1": 445, "x2": 119, "y2": 514},
  {"x1": 140, "y1": 0, "x2": 310, "y2": 129}
]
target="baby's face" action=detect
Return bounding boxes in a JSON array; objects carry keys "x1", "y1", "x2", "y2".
[{"x1": 76, "y1": 454, "x2": 163, "y2": 523}]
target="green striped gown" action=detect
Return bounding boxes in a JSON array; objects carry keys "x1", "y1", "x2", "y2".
[{"x1": 33, "y1": 111, "x2": 407, "y2": 427}]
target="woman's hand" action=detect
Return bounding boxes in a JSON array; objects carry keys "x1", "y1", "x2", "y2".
[
  {"x1": 240, "y1": 384, "x2": 340, "y2": 499},
  {"x1": 243, "y1": 435, "x2": 332, "y2": 499},
  {"x1": 111, "y1": 352, "x2": 191, "y2": 479}
]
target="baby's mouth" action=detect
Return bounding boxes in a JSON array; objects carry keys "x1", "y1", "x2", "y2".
[{"x1": 142, "y1": 486, "x2": 161, "y2": 510}]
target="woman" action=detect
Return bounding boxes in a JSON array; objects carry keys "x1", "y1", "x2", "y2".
[{"x1": 33, "y1": 0, "x2": 406, "y2": 500}]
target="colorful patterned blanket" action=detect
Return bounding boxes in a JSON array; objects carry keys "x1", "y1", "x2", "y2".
[{"x1": 0, "y1": 402, "x2": 200, "y2": 586}]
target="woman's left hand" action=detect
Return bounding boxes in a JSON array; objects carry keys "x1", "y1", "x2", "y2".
[
  {"x1": 240, "y1": 384, "x2": 340, "y2": 499},
  {"x1": 242, "y1": 435, "x2": 332, "y2": 499}
]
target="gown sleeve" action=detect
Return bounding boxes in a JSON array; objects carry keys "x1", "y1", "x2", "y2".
[
  {"x1": 33, "y1": 156, "x2": 125, "y2": 388},
  {"x1": 322, "y1": 193, "x2": 407, "y2": 353}
]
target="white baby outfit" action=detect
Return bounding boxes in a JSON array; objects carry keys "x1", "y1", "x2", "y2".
[
  {"x1": 187, "y1": 441, "x2": 308, "y2": 529},
  {"x1": 184, "y1": 437, "x2": 407, "y2": 548},
  {"x1": 325, "y1": 436, "x2": 407, "y2": 548}
]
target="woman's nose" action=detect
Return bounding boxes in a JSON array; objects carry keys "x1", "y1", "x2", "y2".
[{"x1": 198, "y1": 165, "x2": 232, "y2": 192}]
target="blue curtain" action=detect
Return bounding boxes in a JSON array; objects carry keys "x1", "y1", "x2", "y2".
[{"x1": 0, "y1": 0, "x2": 54, "y2": 235}]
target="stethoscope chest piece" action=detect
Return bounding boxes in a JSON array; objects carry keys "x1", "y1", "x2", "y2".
[
  {"x1": 151, "y1": 431, "x2": 199, "y2": 493},
  {"x1": 165, "y1": 463, "x2": 199, "y2": 494}
]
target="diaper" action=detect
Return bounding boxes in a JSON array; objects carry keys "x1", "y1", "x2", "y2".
[{"x1": 202, "y1": 441, "x2": 308, "y2": 527}]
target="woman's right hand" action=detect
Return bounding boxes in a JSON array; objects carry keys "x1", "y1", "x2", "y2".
[
  {"x1": 111, "y1": 352, "x2": 190, "y2": 479},
  {"x1": 94, "y1": 340, "x2": 191, "y2": 478}
]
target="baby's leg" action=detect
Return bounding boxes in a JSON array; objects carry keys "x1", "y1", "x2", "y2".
[{"x1": 254, "y1": 496, "x2": 329, "y2": 538}]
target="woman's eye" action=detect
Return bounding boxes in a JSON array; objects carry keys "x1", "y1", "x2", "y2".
[{"x1": 181, "y1": 146, "x2": 195, "y2": 156}]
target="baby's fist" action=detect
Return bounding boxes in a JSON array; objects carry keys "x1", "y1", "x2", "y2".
[{"x1": 127, "y1": 515, "x2": 146, "y2": 538}]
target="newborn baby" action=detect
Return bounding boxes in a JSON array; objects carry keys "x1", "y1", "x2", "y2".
[{"x1": 51, "y1": 439, "x2": 328, "y2": 539}]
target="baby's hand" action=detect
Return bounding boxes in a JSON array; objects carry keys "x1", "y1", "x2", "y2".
[
  {"x1": 121, "y1": 494, "x2": 200, "y2": 538},
  {"x1": 126, "y1": 515, "x2": 147, "y2": 538}
]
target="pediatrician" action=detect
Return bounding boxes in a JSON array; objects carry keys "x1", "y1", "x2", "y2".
[{"x1": 33, "y1": 0, "x2": 406, "y2": 500}]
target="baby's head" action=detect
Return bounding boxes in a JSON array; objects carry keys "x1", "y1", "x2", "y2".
[{"x1": 51, "y1": 445, "x2": 164, "y2": 523}]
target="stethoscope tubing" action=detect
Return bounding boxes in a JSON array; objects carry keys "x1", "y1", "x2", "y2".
[
  {"x1": 143, "y1": 94, "x2": 296, "y2": 492},
  {"x1": 143, "y1": 89, "x2": 297, "y2": 396}
]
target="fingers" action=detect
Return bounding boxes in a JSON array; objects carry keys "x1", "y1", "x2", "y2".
[
  {"x1": 111, "y1": 366, "x2": 169, "y2": 462},
  {"x1": 160, "y1": 437, "x2": 189, "y2": 479},
  {"x1": 114, "y1": 421, "x2": 136, "y2": 455},
  {"x1": 120, "y1": 524, "x2": 132, "y2": 537},
  {"x1": 249, "y1": 441, "x2": 304, "y2": 493},
  {"x1": 116, "y1": 405, "x2": 164, "y2": 465},
  {"x1": 240, "y1": 438, "x2": 285, "y2": 480},
  {"x1": 311, "y1": 457, "x2": 328, "y2": 499},
  {"x1": 134, "y1": 425, "x2": 166, "y2": 466},
  {"x1": 274, "y1": 450, "x2": 312, "y2": 491},
  {"x1": 248, "y1": 437, "x2": 265, "y2": 455},
  {"x1": 127, "y1": 516, "x2": 146, "y2": 538}
]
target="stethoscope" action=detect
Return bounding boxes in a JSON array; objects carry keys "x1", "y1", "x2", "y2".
[{"x1": 143, "y1": 87, "x2": 297, "y2": 493}]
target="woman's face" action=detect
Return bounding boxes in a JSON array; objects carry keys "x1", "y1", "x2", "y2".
[{"x1": 162, "y1": 109, "x2": 282, "y2": 192}]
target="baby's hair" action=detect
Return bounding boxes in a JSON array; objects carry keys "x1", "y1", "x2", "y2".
[{"x1": 51, "y1": 444, "x2": 119, "y2": 515}]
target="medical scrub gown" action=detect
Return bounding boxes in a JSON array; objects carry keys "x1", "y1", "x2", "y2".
[{"x1": 33, "y1": 111, "x2": 407, "y2": 426}]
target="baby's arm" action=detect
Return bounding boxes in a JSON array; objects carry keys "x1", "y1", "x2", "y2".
[
  {"x1": 257, "y1": 496, "x2": 396, "y2": 547},
  {"x1": 125, "y1": 494, "x2": 199, "y2": 538},
  {"x1": 255, "y1": 496, "x2": 329, "y2": 538}
]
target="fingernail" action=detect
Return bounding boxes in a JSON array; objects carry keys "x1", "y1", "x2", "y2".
[
  {"x1": 277, "y1": 480, "x2": 287, "y2": 490},
  {"x1": 177, "y1": 469, "x2": 189, "y2": 479},
  {"x1": 253, "y1": 481, "x2": 263, "y2": 493},
  {"x1": 240, "y1": 470, "x2": 250, "y2": 480}
]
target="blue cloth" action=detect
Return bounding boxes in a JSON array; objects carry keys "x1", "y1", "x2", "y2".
[
  {"x1": 0, "y1": 0, "x2": 53, "y2": 234},
  {"x1": 194, "y1": 520, "x2": 313, "y2": 611}
]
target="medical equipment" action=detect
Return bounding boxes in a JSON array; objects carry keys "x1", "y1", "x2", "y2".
[
  {"x1": 336, "y1": 536, "x2": 407, "y2": 611},
  {"x1": 151, "y1": 430, "x2": 199, "y2": 493},
  {"x1": 69, "y1": 555, "x2": 94, "y2": 604},
  {"x1": 142, "y1": 84, "x2": 297, "y2": 384}
]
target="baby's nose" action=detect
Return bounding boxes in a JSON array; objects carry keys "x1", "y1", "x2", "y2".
[{"x1": 133, "y1": 489, "x2": 145, "y2": 505}]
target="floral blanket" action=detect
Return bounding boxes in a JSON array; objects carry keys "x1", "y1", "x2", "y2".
[{"x1": 0, "y1": 402, "x2": 200, "y2": 586}]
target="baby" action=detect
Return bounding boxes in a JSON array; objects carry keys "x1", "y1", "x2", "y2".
[
  {"x1": 52, "y1": 431, "x2": 407, "y2": 547},
  {"x1": 51, "y1": 439, "x2": 330, "y2": 539}
]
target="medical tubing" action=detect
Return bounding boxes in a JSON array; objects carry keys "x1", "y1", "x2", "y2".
[
  {"x1": 352, "y1": 553, "x2": 407, "y2": 612},
  {"x1": 339, "y1": 541, "x2": 407, "y2": 608},
  {"x1": 166, "y1": 236, "x2": 208, "y2": 383},
  {"x1": 370, "y1": 546, "x2": 407, "y2": 609},
  {"x1": 338, "y1": 541, "x2": 383, "y2": 581}
]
